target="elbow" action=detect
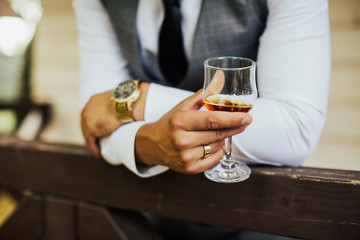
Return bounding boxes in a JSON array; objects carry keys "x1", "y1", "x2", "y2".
[
  {"x1": 260, "y1": 142, "x2": 313, "y2": 168},
  {"x1": 261, "y1": 128, "x2": 323, "y2": 167},
  {"x1": 242, "y1": 104, "x2": 326, "y2": 167},
  {"x1": 234, "y1": 100, "x2": 327, "y2": 168},
  {"x1": 281, "y1": 150, "x2": 309, "y2": 167},
  {"x1": 274, "y1": 108, "x2": 326, "y2": 167}
]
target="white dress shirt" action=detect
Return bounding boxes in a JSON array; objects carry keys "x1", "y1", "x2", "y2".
[{"x1": 73, "y1": 0, "x2": 331, "y2": 177}]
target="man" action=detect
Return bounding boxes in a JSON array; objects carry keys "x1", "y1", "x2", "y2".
[
  {"x1": 74, "y1": 0, "x2": 330, "y2": 177},
  {"x1": 74, "y1": 0, "x2": 330, "y2": 237}
]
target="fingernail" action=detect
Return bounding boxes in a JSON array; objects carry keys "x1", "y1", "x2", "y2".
[{"x1": 242, "y1": 116, "x2": 252, "y2": 125}]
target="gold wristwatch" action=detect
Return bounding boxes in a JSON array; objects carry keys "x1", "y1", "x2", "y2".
[{"x1": 112, "y1": 79, "x2": 140, "y2": 123}]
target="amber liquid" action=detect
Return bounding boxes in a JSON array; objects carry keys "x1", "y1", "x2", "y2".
[{"x1": 203, "y1": 95, "x2": 252, "y2": 113}]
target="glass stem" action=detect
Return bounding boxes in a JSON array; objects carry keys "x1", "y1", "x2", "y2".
[{"x1": 221, "y1": 137, "x2": 234, "y2": 169}]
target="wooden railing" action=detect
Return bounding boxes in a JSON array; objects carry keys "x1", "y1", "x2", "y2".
[{"x1": 0, "y1": 136, "x2": 359, "y2": 239}]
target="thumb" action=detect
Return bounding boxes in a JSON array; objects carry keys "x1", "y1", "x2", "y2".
[{"x1": 178, "y1": 89, "x2": 204, "y2": 111}]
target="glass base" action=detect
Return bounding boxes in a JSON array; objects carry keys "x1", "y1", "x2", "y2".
[{"x1": 204, "y1": 160, "x2": 251, "y2": 183}]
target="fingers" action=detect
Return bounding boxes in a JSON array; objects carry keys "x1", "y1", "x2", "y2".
[
  {"x1": 82, "y1": 129, "x2": 101, "y2": 158},
  {"x1": 171, "y1": 110, "x2": 252, "y2": 131},
  {"x1": 172, "y1": 141, "x2": 225, "y2": 175},
  {"x1": 176, "y1": 89, "x2": 204, "y2": 111},
  {"x1": 82, "y1": 118, "x2": 121, "y2": 158},
  {"x1": 80, "y1": 90, "x2": 123, "y2": 158},
  {"x1": 204, "y1": 70, "x2": 225, "y2": 97},
  {"x1": 186, "y1": 149, "x2": 224, "y2": 175},
  {"x1": 179, "y1": 140, "x2": 224, "y2": 163},
  {"x1": 87, "y1": 137, "x2": 101, "y2": 158},
  {"x1": 172, "y1": 90, "x2": 252, "y2": 131},
  {"x1": 182, "y1": 126, "x2": 248, "y2": 148}
]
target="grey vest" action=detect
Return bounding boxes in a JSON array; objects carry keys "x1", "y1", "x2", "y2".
[{"x1": 101, "y1": 0, "x2": 267, "y2": 91}]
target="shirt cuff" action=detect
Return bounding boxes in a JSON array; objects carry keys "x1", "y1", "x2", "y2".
[
  {"x1": 144, "y1": 83, "x2": 193, "y2": 122},
  {"x1": 100, "y1": 121, "x2": 169, "y2": 178}
]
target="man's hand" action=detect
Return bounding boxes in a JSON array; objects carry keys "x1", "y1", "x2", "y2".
[
  {"x1": 135, "y1": 90, "x2": 252, "y2": 175},
  {"x1": 81, "y1": 90, "x2": 122, "y2": 157},
  {"x1": 81, "y1": 83, "x2": 150, "y2": 157}
]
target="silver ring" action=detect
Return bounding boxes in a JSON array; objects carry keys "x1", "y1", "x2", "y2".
[{"x1": 203, "y1": 145, "x2": 211, "y2": 158}]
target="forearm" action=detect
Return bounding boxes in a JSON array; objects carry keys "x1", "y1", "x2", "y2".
[
  {"x1": 232, "y1": 0, "x2": 331, "y2": 166},
  {"x1": 232, "y1": 98, "x2": 326, "y2": 166}
]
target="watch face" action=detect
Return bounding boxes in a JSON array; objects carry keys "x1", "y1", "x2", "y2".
[{"x1": 114, "y1": 80, "x2": 137, "y2": 100}]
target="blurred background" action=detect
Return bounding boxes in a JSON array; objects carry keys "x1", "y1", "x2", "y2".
[
  {"x1": 1, "y1": 0, "x2": 360, "y2": 170},
  {"x1": 0, "y1": 0, "x2": 359, "y2": 228}
]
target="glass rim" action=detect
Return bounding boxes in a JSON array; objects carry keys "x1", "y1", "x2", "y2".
[{"x1": 204, "y1": 56, "x2": 256, "y2": 70}]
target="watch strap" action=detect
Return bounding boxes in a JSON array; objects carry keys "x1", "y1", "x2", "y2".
[{"x1": 114, "y1": 101, "x2": 134, "y2": 123}]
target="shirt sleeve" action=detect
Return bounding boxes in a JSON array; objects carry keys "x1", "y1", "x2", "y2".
[
  {"x1": 232, "y1": 0, "x2": 331, "y2": 166},
  {"x1": 144, "y1": 83, "x2": 193, "y2": 122},
  {"x1": 73, "y1": 0, "x2": 131, "y2": 109}
]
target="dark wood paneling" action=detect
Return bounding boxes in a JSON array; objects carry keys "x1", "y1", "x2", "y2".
[
  {"x1": 44, "y1": 196, "x2": 76, "y2": 240},
  {"x1": 77, "y1": 202, "x2": 127, "y2": 240},
  {"x1": 107, "y1": 207, "x2": 162, "y2": 240},
  {"x1": 0, "y1": 195, "x2": 43, "y2": 240},
  {"x1": 0, "y1": 136, "x2": 359, "y2": 239},
  {"x1": 77, "y1": 202, "x2": 161, "y2": 240}
]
